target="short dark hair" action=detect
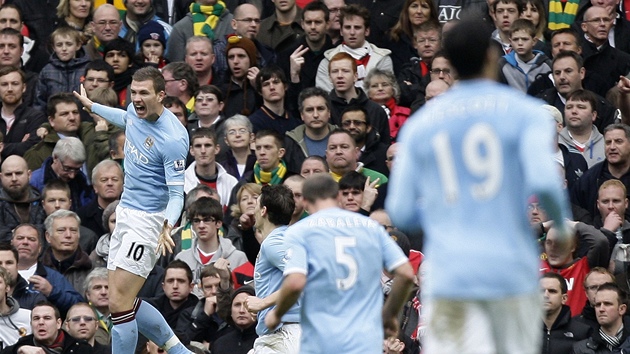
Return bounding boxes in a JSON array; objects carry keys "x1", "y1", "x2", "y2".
[
  {"x1": 303, "y1": 173, "x2": 339, "y2": 203},
  {"x1": 255, "y1": 65, "x2": 287, "y2": 93},
  {"x1": 597, "y1": 282, "x2": 627, "y2": 306},
  {"x1": 190, "y1": 127, "x2": 218, "y2": 146},
  {"x1": 491, "y1": 0, "x2": 523, "y2": 13},
  {"x1": 328, "y1": 129, "x2": 357, "y2": 147},
  {"x1": 302, "y1": 1, "x2": 330, "y2": 22},
  {"x1": 340, "y1": 4, "x2": 370, "y2": 28},
  {"x1": 133, "y1": 66, "x2": 165, "y2": 94},
  {"x1": 108, "y1": 130, "x2": 125, "y2": 156},
  {"x1": 163, "y1": 62, "x2": 199, "y2": 97},
  {"x1": 194, "y1": 85, "x2": 224, "y2": 102},
  {"x1": 550, "y1": 28, "x2": 580, "y2": 47},
  {"x1": 0, "y1": 242, "x2": 18, "y2": 263},
  {"x1": 298, "y1": 86, "x2": 330, "y2": 113},
  {"x1": 42, "y1": 179, "x2": 71, "y2": 200},
  {"x1": 340, "y1": 106, "x2": 369, "y2": 126},
  {"x1": 443, "y1": 17, "x2": 494, "y2": 79},
  {"x1": 0, "y1": 4, "x2": 23, "y2": 22},
  {"x1": 339, "y1": 171, "x2": 366, "y2": 191},
  {"x1": 84, "y1": 60, "x2": 115, "y2": 82},
  {"x1": 0, "y1": 28, "x2": 23, "y2": 47},
  {"x1": 164, "y1": 259, "x2": 194, "y2": 283},
  {"x1": 187, "y1": 197, "x2": 223, "y2": 222},
  {"x1": 163, "y1": 96, "x2": 189, "y2": 119},
  {"x1": 541, "y1": 272, "x2": 568, "y2": 294},
  {"x1": 33, "y1": 301, "x2": 61, "y2": 320},
  {"x1": 104, "y1": 38, "x2": 135, "y2": 61},
  {"x1": 552, "y1": 50, "x2": 583, "y2": 70},
  {"x1": 0, "y1": 65, "x2": 24, "y2": 83},
  {"x1": 255, "y1": 130, "x2": 285, "y2": 149},
  {"x1": 260, "y1": 184, "x2": 295, "y2": 226},
  {"x1": 566, "y1": 89, "x2": 597, "y2": 112},
  {"x1": 509, "y1": 18, "x2": 536, "y2": 37},
  {"x1": 47, "y1": 93, "x2": 78, "y2": 118}
]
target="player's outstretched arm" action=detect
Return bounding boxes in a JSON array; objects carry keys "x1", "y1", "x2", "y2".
[
  {"x1": 246, "y1": 291, "x2": 279, "y2": 314},
  {"x1": 73, "y1": 84, "x2": 94, "y2": 112},
  {"x1": 265, "y1": 273, "x2": 306, "y2": 330},
  {"x1": 382, "y1": 261, "x2": 415, "y2": 338}
]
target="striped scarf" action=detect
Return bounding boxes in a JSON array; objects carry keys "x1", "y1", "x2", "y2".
[
  {"x1": 190, "y1": 2, "x2": 227, "y2": 40},
  {"x1": 254, "y1": 160, "x2": 287, "y2": 185},
  {"x1": 600, "y1": 324, "x2": 624, "y2": 350},
  {"x1": 548, "y1": 0, "x2": 580, "y2": 30}
]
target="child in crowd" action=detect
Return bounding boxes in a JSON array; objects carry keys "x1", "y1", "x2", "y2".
[
  {"x1": 35, "y1": 26, "x2": 90, "y2": 112},
  {"x1": 136, "y1": 20, "x2": 168, "y2": 69}
]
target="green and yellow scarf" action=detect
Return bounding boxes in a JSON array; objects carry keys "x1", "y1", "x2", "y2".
[
  {"x1": 254, "y1": 160, "x2": 287, "y2": 185},
  {"x1": 190, "y1": 1, "x2": 227, "y2": 40},
  {"x1": 548, "y1": 0, "x2": 580, "y2": 30}
]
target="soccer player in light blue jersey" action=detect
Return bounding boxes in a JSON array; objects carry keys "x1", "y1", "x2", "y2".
[
  {"x1": 245, "y1": 184, "x2": 301, "y2": 353},
  {"x1": 74, "y1": 67, "x2": 191, "y2": 354},
  {"x1": 266, "y1": 173, "x2": 415, "y2": 354},
  {"x1": 386, "y1": 17, "x2": 573, "y2": 354}
]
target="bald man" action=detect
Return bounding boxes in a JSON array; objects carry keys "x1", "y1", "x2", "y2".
[{"x1": 0, "y1": 155, "x2": 46, "y2": 241}]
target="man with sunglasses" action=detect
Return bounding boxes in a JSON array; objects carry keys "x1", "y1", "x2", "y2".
[{"x1": 65, "y1": 302, "x2": 110, "y2": 354}]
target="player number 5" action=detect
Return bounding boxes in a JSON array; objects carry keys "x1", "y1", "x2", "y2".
[
  {"x1": 431, "y1": 123, "x2": 503, "y2": 204},
  {"x1": 334, "y1": 236, "x2": 358, "y2": 290}
]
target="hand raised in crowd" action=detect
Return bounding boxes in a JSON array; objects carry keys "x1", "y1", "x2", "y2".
[{"x1": 289, "y1": 45, "x2": 309, "y2": 83}]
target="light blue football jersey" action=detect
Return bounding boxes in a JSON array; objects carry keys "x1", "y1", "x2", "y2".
[
  {"x1": 283, "y1": 207, "x2": 408, "y2": 354},
  {"x1": 387, "y1": 79, "x2": 572, "y2": 299},
  {"x1": 254, "y1": 225, "x2": 300, "y2": 336}
]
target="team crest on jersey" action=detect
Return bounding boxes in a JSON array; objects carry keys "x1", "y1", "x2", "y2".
[
  {"x1": 144, "y1": 136, "x2": 155, "y2": 149},
  {"x1": 174, "y1": 159, "x2": 186, "y2": 172}
]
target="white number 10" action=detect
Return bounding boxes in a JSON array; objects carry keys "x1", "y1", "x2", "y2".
[{"x1": 431, "y1": 123, "x2": 503, "y2": 204}]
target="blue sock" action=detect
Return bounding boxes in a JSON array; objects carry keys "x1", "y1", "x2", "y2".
[
  {"x1": 111, "y1": 306, "x2": 139, "y2": 354},
  {"x1": 135, "y1": 299, "x2": 191, "y2": 354}
]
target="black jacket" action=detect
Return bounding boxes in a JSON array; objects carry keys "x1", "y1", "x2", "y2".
[
  {"x1": 0, "y1": 103, "x2": 46, "y2": 160},
  {"x1": 210, "y1": 324, "x2": 257, "y2": 354},
  {"x1": 277, "y1": 36, "x2": 333, "y2": 89},
  {"x1": 560, "y1": 143, "x2": 589, "y2": 192},
  {"x1": 0, "y1": 188, "x2": 46, "y2": 242},
  {"x1": 1, "y1": 329, "x2": 92, "y2": 354},
  {"x1": 542, "y1": 305, "x2": 591, "y2": 354},
  {"x1": 145, "y1": 293, "x2": 198, "y2": 340},
  {"x1": 572, "y1": 318, "x2": 630, "y2": 353},
  {"x1": 536, "y1": 88, "x2": 617, "y2": 135},
  {"x1": 329, "y1": 88, "x2": 390, "y2": 145},
  {"x1": 580, "y1": 38, "x2": 630, "y2": 93},
  {"x1": 359, "y1": 129, "x2": 389, "y2": 177},
  {"x1": 176, "y1": 298, "x2": 228, "y2": 345}
]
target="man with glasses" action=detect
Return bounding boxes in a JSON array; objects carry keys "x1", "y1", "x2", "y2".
[
  {"x1": 29, "y1": 137, "x2": 94, "y2": 212},
  {"x1": 163, "y1": 62, "x2": 199, "y2": 114},
  {"x1": 86, "y1": 4, "x2": 123, "y2": 60},
  {"x1": 579, "y1": 6, "x2": 630, "y2": 93},
  {"x1": 340, "y1": 106, "x2": 388, "y2": 176},
  {"x1": 229, "y1": 4, "x2": 276, "y2": 69},
  {"x1": 83, "y1": 61, "x2": 115, "y2": 98},
  {"x1": 65, "y1": 302, "x2": 110, "y2": 354},
  {"x1": 322, "y1": 0, "x2": 345, "y2": 45},
  {"x1": 175, "y1": 197, "x2": 248, "y2": 289}
]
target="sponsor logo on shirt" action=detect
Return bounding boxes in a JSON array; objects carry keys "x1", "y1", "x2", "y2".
[
  {"x1": 174, "y1": 159, "x2": 185, "y2": 172},
  {"x1": 144, "y1": 136, "x2": 155, "y2": 149}
]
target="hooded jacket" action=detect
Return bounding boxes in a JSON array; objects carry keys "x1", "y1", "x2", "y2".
[
  {"x1": 0, "y1": 188, "x2": 45, "y2": 243},
  {"x1": 558, "y1": 126, "x2": 605, "y2": 168},
  {"x1": 0, "y1": 297, "x2": 31, "y2": 348},
  {"x1": 498, "y1": 50, "x2": 552, "y2": 93},
  {"x1": 184, "y1": 162, "x2": 238, "y2": 207},
  {"x1": 34, "y1": 48, "x2": 92, "y2": 112},
  {"x1": 175, "y1": 235, "x2": 248, "y2": 286}
]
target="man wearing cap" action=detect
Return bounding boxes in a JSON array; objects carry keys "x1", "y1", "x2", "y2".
[
  {"x1": 167, "y1": 0, "x2": 234, "y2": 63},
  {"x1": 120, "y1": 0, "x2": 172, "y2": 50},
  {"x1": 219, "y1": 35, "x2": 259, "y2": 118},
  {"x1": 211, "y1": 286, "x2": 257, "y2": 354}
]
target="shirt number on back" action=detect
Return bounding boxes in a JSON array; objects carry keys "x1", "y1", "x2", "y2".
[
  {"x1": 334, "y1": 236, "x2": 358, "y2": 290},
  {"x1": 431, "y1": 123, "x2": 503, "y2": 204}
]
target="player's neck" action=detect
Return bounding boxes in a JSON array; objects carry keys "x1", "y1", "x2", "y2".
[
  {"x1": 310, "y1": 199, "x2": 339, "y2": 213},
  {"x1": 258, "y1": 221, "x2": 280, "y2": 240}
]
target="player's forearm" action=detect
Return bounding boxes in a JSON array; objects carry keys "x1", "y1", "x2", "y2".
[
  {"x1": 382, "y1": 262, "x2": 415, "y2": 320},
  {"x1": 274, "y1": 273, "x2": 305, "y2": 319},
  {"x1": 165, "y1": 184, "x2": 185, "y2": 226},
  {"x1": 261, "y1": 290, "x2": 280, "y2": 310},
  {"x1": 92, "y1": 103, "x2": 127, "y2": 129}
]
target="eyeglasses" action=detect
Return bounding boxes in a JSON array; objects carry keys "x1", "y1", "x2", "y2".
[
  {"x1": 60, "y1": 162, "x2": 82, "y2": 174},
  {"x1": 67, "y1": 316, "x2": 96, "y2": 323},
  {"x1": 328, "y1": 7, "x2": 342, "y2": 13},
  {"x1": 341, "y1": 119, "x2": 367, "y2": 127},
  {"x1": 191, "y1": 217, "x2": 216, "y2": 224},
  {"x1": 164, "y1": 79, "x2": 179, "y2": 83},
  {"x1": 430, "y1": 68, "x2": 451, "y2": 75},
  {"x1": 527, "y1": 203, "x2": 542, "y2": 211},
  {"x1": 84, "y1": 77, "x2": 110, "y2": 84},
  {"x1": 228, "y1": 128, "x2": 249, "y2": 135},
  {"x1": 94, "y1": 20, "x2": 120, "y2": 27},
  {"x1": 583, "y1": 17, "x2": 613, "y2": 24},
  {"x1": 368, "y1": 82, "x2": 391, "y2": 89},
  {"x1": 195, "y1": 96, "x2": 217, "y2": 103},
  {"x1": 234, "y1": 18, "x2": 261, "y2": 24}
]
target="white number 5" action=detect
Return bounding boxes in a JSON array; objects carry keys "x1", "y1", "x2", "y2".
[{"x1": 335, "y1": 237, "x2": 358, "y2": 290}]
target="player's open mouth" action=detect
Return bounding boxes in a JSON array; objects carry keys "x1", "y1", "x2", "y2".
[{"x1": 135, "y1": 105, "x2": 147, "y2": 114}]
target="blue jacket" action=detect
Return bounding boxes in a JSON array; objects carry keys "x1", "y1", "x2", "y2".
[
  {"x1": 32, "y1": 263, "x2": 84, "y2": 316},
  {"x1": 30, "y1": 157, "x2": 94, "y2": 211},
  {"x1": 498, "y1": 50, "x2": 552, "y2": 93}
]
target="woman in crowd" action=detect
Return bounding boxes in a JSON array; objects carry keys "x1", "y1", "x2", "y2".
[
  {"x1": 365, "y1": 69, "x2": 410, "y2": 141},
  {"x1": 56, "y1": 0, "x2": 94, "y2": 44}
]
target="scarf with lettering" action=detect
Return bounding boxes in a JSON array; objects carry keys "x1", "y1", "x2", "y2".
[
  {"x1": 341, "y1": 43, "x2": 372, "y2": 80},
  {"x1": 600, "y1": 324, "x2": 624, "y2": 350},
  {"x1": 253, "y1": 160, "x2": 287, "y2": 185},
  {"x1": 548, "y1": 0, "x2": 580, "y2": 30},
  {"x1": 190, "y1": 2, "x2": 227, "y2": 40}
]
